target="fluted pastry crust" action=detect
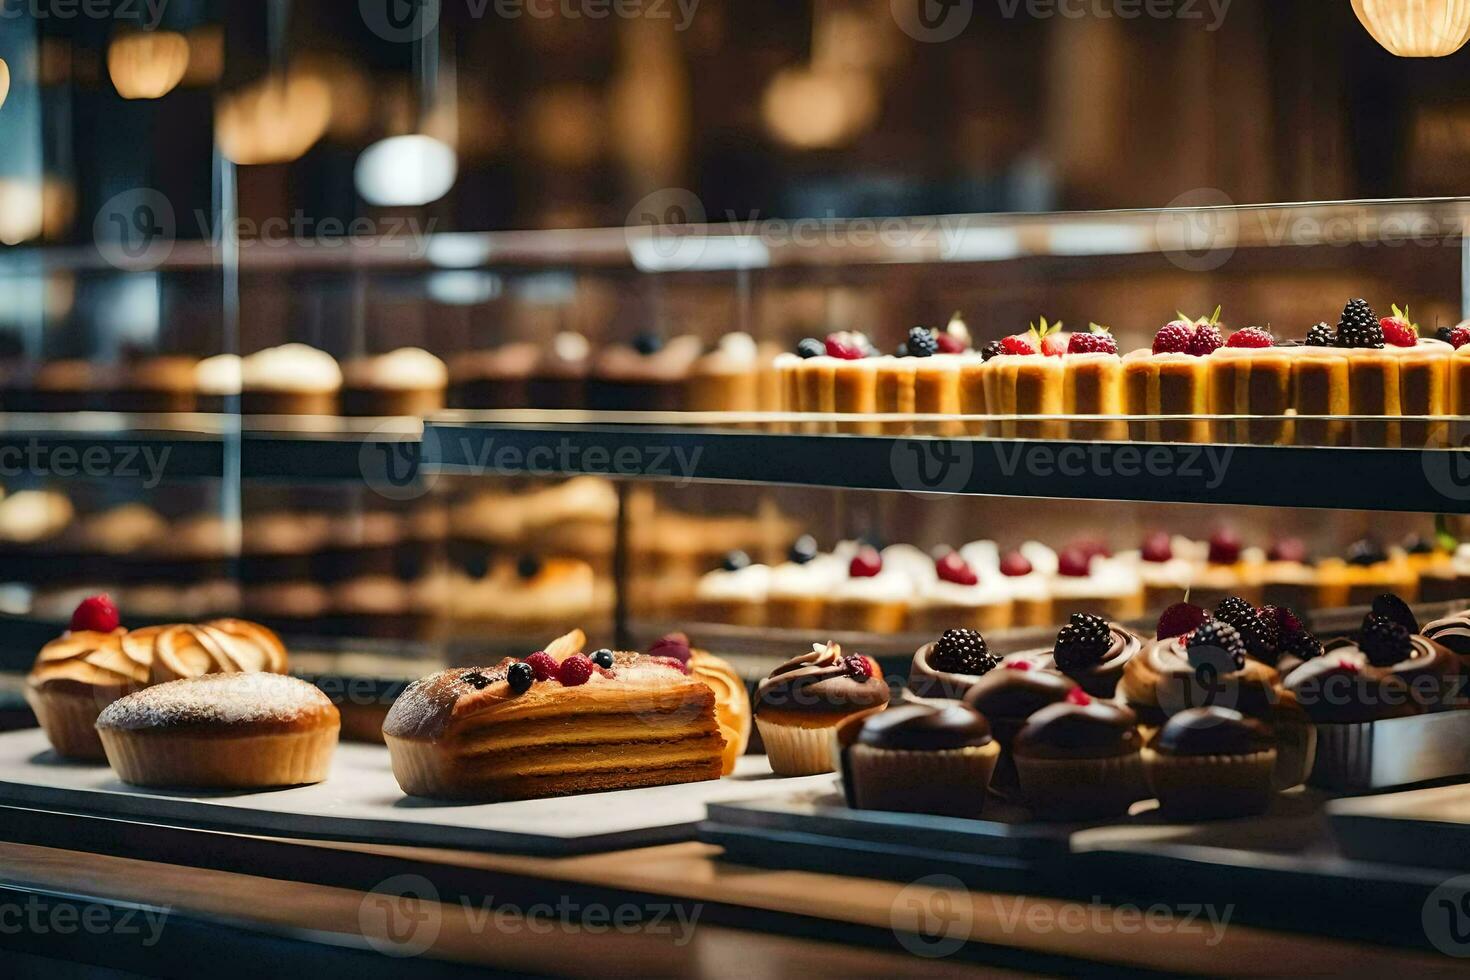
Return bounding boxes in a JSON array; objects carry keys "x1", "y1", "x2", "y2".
[
  {"x1": 689, "y1": 649, "x2": 752, "y2": 775},
  {"x1": 383, "y1": 630, "x2": 725, "y2": 800}
]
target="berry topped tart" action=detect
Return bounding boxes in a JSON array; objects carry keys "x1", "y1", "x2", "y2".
[
  {"x1": 1001, "y1": 613, "x2": 1142, "y2": 698},
  {"x1": 383, "y1": 630, "x2": 727, "y2": 800},
  {"x1": 981, "y1": 317, "x2": 1069, "y2": 439},
  {"x1": 754, "y1": 641, "x2": 890, "y2": 776},
  {"x1": 1330, "y1": 297, "x2": 1454, "y2": 448},
  {"x1": 1207, "y1": 322, "x2": 1296, "y2": 445},
  {"x1": 1122, "y1": 308, "x2": 1226, "y2": 443},
  {"x1": 825, "y1": 545, "x2": 913, "y2": 634}
]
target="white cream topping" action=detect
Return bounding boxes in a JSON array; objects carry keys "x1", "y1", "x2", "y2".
[
  {"x1": 241, "y1": 344, "x2": 343, "y2": 392},
  {"x1": 959, "y1": 540, "x2": 1001, "y2": 574},
  {"x1": 195, "y1": 353, "x2": 242, "y2": 395},
  {"x1": 1049, "y1": 555, "x2": 1142, "y2": 599},
  {"x1": 349, "y1": 347, "x2": 448, "y2": 389},
  {"x1": 696, "y1": 563, "x2": 771, "y2": 602},
  {"x1": 1021, "y1": 541, "x2": 1059, "y2": 576},
  {"x1": 834, "y1": 567, "x2": 913, "y2": 603},
  {"x1": 923, "y1": 578, "x2": 1010, "y2": 608}
]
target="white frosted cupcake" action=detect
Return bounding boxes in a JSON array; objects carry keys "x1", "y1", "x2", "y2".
[
  {"x1": 1124, "y1": 533, "x2": 1201, "y2": 611},
  {"x1": 240, "y1": 344, "x2": 342, "y2": 415},
  {"x1": 767, "y1": 537, "x2": 845, "y2": 629},
  {"x1": 997, "y1": 543, "x2": 1055, "y2": 627},
  {"x1": 825, "y1": 546, "x2": 912, "y2": 634},
  {"x1": 911, "y1": 549, "x2": 1012, "y2": 632},
  {"x1": 1050, "y1": 550, "x2": 1144, "y2": 622},
  {"x1": 694, "y1": 553, "x2": 770, "y2": 627}
]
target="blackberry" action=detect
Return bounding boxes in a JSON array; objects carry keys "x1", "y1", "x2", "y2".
[
  {"x1": 1214, "y1": 596, "x2": 1256, "y2": 624},
  {"x1": 1336, "y1": 298, "x2": 1384, "y2": 349},
  {"x1": 1361, "y1": 614, "x2": 1412, "y2": 666},
  {"x1": 796, "y1": 338, "x2": 824, "y2": 359},
  {"x1": 1305, "y1": 322, "x2": 1335, "y2": 347},
  {"x1": 930, "y1": 628, "x2": 999, "y2": 677},
  {"x1": 1186, "y1": 620, "x2": 1246, "y2": 673},
  {"x1": 1213, "y1": 597, "x2": 1272, "y2": 660},
  {"x1": 981, "y1": 340, "x2": 1005, "y2": 362},
  {"x1": 1370, "y1": 593, "x2": 1419, "y2": 634},
  {"x1": 907, "y1": 326, "x2": 938, "y2": 358},
  {"x1": 1053, "y1": 613, "x2": 1112, "y2": 671},
  {"x1": 1347, "y1": 538, "x2": 1387, "y2": 567},
  {"x1": 1278, "y1": 629, "x2": 1323, "y2": 664},
  {"x1": 1438, "y1": 326, "x2": 1458, "y2": 345},
  {"x1": 633, "y1": 332, "x2": 664, "y2": 355}
]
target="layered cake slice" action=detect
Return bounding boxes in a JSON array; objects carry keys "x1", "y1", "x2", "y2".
[
  {"x1": 1123, "y1": 311, "x2": 1223, "y2": 443},
  {"x1": 382, "y1": 630, "x2": 724, "y2": 800},
  {"x1": 1329, "y1": 300, "x2": 1450, "y2": 447},
  {"x1": 1292, "y1": 325, "x2": 1350, "y2": 447},
  {"x1": 982, "y1": 319, "x2": 1067, "y2": 439},
  {"x1": 1206, "y1": 328, "x2": 1294, "y2": 445},
  {"x1": 1062, "y1": 325, "x2": 1126, "y2": 441}
]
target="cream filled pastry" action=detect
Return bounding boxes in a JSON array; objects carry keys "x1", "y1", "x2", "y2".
[{"x1": 382, "y1": 630, "x2": 724, "y2": 800}]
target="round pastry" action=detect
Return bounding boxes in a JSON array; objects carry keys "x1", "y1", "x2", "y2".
[
  {"x1": 341, "y1": 347, "x2": 448, "y2": 417},
  {"x1": 654, "y1": 633, "x2": 753, "y2": 776},
  {"x1": 1003, "y1": 614, "x2": 1141, "y2": 698},
  {"x1": 840, "y1": 700, "x2": 999, "y2": 819},
  {"x1": 194, "y1": 353, "x2": 241, "y2": 413},
  {"x1": 1120, "y1": 624, "x2": 1280, "y2": 726},
  {"x1": 908, "y1": 628, "x2": 1002, "y2": 700},
  {"x1": 961, "y1": 660, "x2": 1077, "y2": 792},
  {"x1": 1011, "y1": 690, "x2": 1146, "y2": 821},
  {"x1": 1143, "y1": 707, "x2": 1277, "y2": 819},
  {"x1": 753, "y1": 641, "x2": 889, "y2": 776},
  {"x1": 96, "y1": 673, "x2": 339, "y2": 788},
  {"x1": 239, "y1": 344, "x2": 342, "y2": 415}
]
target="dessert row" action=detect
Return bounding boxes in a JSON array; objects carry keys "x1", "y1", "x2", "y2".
[
  {"x1": 690, "y1": 529, "x2": 1467, "y2": 632},
  {"x1": 775, "y1": 302, "x2": 1470, "y2": 447},
  {"x1": 0, "y1": 331, "x2": 784, "y2": 417}
]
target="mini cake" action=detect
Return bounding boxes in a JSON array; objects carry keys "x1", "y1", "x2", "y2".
[
  {"x1": 1143, "y1": 707, "x2": 1278, "y2": 819},
  {"x1": 1062, "y1": 326, "x2": 1126, "y2": 440},
  {"x1": 1123, "y1": 312, "x2": 1223, "y2": 444},
  {"x1": 753, "y1": 641, "x2": 889, "y2": 776},
  {"x1": 1324, "y1": 301, "x2": 1450, "y2": 448},
  {"x1": 589, "y1": 334, "x2": 702, "y2": 412},
  {"x1": 1291, "y1": 332, "x2": 1350, "y2": 447},
  {"x1": 1121, "y1": 619, "x2": 1281, "y2": 727},
  {"x1": 341, "y1": 347, "x2": 448, "y2": 416},
  {"x1": 1128, "y1": 532, "x2": 1199, "y2": 611},
  {"x1": 910, "y1": 550, "x2": 1012, "y2": 632},
  {"x1": 240, "y1": 344, "x2": 342, "y2": 415},
  {"x1": 693, "y1": 551, "x2": 770, "y2": 627},
  {"x1": 687, "y1": 332, "x2": 764, "y2": 412},
  {"x1": 1206, "y1": 329, "x2": 1294, "y2": 445},
  {"x1": 825, "y1": 545, "x2": 910, "y2": 633},
  {"x1": 447, "y1": 342, "x2": 537, "y2": 409},
  {"x1": 1003, "y1": 614, "x2": 1142, "y2": 698},
  {"x1": 1188, "y1": 528, "x2": 1264, "y2": 608},
  {"x1": 1258, "y1": 538, "x2": 1328, "y2": 611},
  {"x1": 194, "y1": 353, "x2": 241, "y2": 413},
  {"x1": 1319, "y1": 539, "x2": 1419, "y2": 607},
  {"x1": 766, "y1": 536, "x2": 841, "y2": 629},
  {"x1": 982, "y1": 319, "x2": 1066, "y2": 440},
  {"x1": 383, "y1": 630, "x2": 724, "y2": 799},
  {"x1": 1048, "y1": 548, "x2": 1144, "y2": 622},
  {"x1": 1012, "y1": 689, "x2": 1146, "y2": 820},
  {"x1": 841, "y1": 700, "x2": 1000, "y2": 819},
  {"x1": 908, "y1": 627, "x2": 1002, "y2": 700},
  {"x1": 96, "y1": 673, "x2": 338, "y2": 788},
  {"x1": 114, "y1": 355, "x2": 199, "y2": 414},
  {"x1": 996, "y1": 544, "x2": 1054, "y2": 627},
  {"x1": 962, "y1": 660, "x2": 1077, "y2": 791}
]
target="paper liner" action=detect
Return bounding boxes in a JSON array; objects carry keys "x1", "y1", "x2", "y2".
[
  {"x1": 1142, "y1": 748, "x2": 1277, "y2": 819},
  {"x1": 1013, "y1": 751, "x2": 1148, "y2": 820},
  {"x1": 757, "y1": 716, "x2": 846, "y2": 776},
  {"x1": 765, "y1": 596, "x2": 826, "y2": 631},
  {"x1": 97, "y1": 726, "x2": 339, "y2": 788},
  {"x1": 24, "y1": 685, "x2": 122, "y2": 760},
  {"x1": 824, "y1": 600, "x2": 907, "y2": 634},
  {"x1": 846, "y1": 742, "x2": 1000, "y2": 819},
  {"x1": 1308, "y1": 721, "x2": 1380, "y2": 791}
]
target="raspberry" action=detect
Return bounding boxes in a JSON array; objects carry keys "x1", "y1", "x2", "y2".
[
  {"x1": 1370, "y1": 593, "x2": 1419, "y2": 633},
  {"x1": 1004, "y1": 659, "x2": 1032, "y2": 672},
  {"x1": 999, "y1": 551, "x2": 1033, "y2": 577},
  {"x1": 557, "y1": 654, "x2": 595, "y2": 686},
  {"x1": 842, "y1": 655, "x2": 873, "y2": 680},
  {"x1": 1188, "y1": 323, "x2": 1225, "y2": 356},
  {"x1": 930, "y1": 628, "x2": 999, "y2": 676},
  {"x1": 1065, "y1": 687, "x2": 1092, "y2": 706},
  {"x1": 1450, "y1": 325, "x2": 1470, "y2": 349},
  {"x1": 935, "y1": 332, "x2": 967, "y2": 354},
  {"x1": 1068, "y1": 331, "x2": 1118, "y2": 355},
  {"x1": 1157, "y1": 602, "x2": 1208, "y2": 640},
  {"x1": 849, "y1": 547, "x2": 883, "y2": 578},
  {"x1": 1053, "y1": 613, "x2": 1112, "y2": 671},
  {"x1": 1268, "y1": 538, "x2": 1307, "y2": 563},
  {"x1": 1153, "y1": 322, "x2": 1193, "y2": 354},
  {"x1": 1305, "y1": 322, "x2": 1335, "y2": 347},
  {"x1": 797, "y1": 338, "x2": 825, "y2": 359},
  {"x1": 907, "y1": 327, "x2": 938, "y2": 358},
  {"x1": 1000, "y1": 334, "x2": 1038, "y2": 356},
  {"x1": 935, "y1": 551, "x2": 978, "y2": 586},
  {"x1": 70, "y1": 594, "x2": 119, "y2": 633},
  {"x1": 1226, "y1": 327, "x2": 1273, "y2": 349},
  {"x1": 1380, "y1": 304, "x2": 1418, "y2": 348},
  {"x1": 1360, "y1": 614, "x2": 1412, "y2": 667},
  {"x1": 647, "y1": 633, "x2": 692, "y2": 666},
  {"x1": 1041, "y1": 332, "x2": 1069, "y2": 357},
  {"x1": 1186, "y1": 620, "x2": 1246, "y2": 673},
  {"x1": 1057, "y1": 548, "x2": 1091, "y2": 578},
  {"x1": 523, "y1": 651, "x2": 558, "y2": 681},
  {"x1": 1207, "y1": 528, "x2": 1242, "y2": 565},
  {"x1": 1140, "y1": 532, "x2": 1172, "y2": 563},
  {"x1": 825, "y1": 333, "x2": 866, "y2": 360}
]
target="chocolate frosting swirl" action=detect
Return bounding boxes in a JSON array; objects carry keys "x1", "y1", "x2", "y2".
[
  {"x1": 1122, "y1": 637, "x2": 1279, "y2": 720},
  {"x1": 1013, "y1": 700, "x2": 1140, "y2": 759},
  {"x1": 1006, "y1": 624, "x2": 1141, "y2": 698},
  {"x1": 962, "y1": 666, "x2": 1076, "y2": 721},
  {"x1": 1153, "y1": 707, "x2": 1275, "y2": 756},
  {"x1": 1284, "y1": 637, "x2": 1457, "y2": 721},
  {"x1": 754, "y1": 642, "x2": 890, "y2": 716},
  {"x1": 856, "y1": 701, "x2": 991, "y2": 751},
  {"x1": 1423, "y1": 613, "x2": 1470, "y2": 657}
]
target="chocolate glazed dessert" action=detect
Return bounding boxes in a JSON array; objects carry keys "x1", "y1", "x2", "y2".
[
  {"x1": 908, "y1": 628, "x2": 1001, "y2": 700},
  {"x1": 1011, "y1": 692, "x2": 1146, "y2": 820},
  {"x1": 840, "y1": 701, "x2": 999, "y2": 819},
  {"x1": 1143, "y1": 707, "x2": 1278, "y2": 819}
]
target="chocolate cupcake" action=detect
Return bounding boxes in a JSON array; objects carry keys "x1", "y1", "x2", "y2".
[
  {"x1": 1004, "y1": 614, "x2": 1141, "y2": 698},
  {"x1": 841, "y1": 701, "x2": 999, "y2": 819},
  {"x1": 1120, "y1": 624, "x2": 1280, "y2": 726},
  {"x1": 1143, "y1": 707, "x2": 1277, "y2": 819},
  {"x1": 1012, "y1": 690, "x2": 1146, "y2": 820},
  {"x1": 1423, "y1": 608, "x2": 1470, "y2": 703},
  {"x1": 754, "y1": 641, "x2": 890, "y2": 776},
  {"x1": 909, "y1": 627, "x2": 1001, "y2": 699},
  {"x1": 962, "y1": 661, "x2": 1077, "y2": 791}
]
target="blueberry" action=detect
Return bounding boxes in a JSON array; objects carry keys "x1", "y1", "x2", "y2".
[
  {"x1": 796, "y1": 338, "x2": 824, "y2": 359},
  {"x1": 633, "y1": 333, "x2": 664, "y2": 355},
  {"x1": 722, "y1": 550, "x2": 751, "y2": 572},
  {"x1": 789, "y1": 534, "x2": 819, "y2": 565},
  {"x1": 507, "y1": 662, "x2": 535, "y2": 694},
  {"x1": 591, "y1": 649, "x2": 615, "y2": 669},
  {"x1": 517, "y1": 554, "x2": 544, "y2": 580}
]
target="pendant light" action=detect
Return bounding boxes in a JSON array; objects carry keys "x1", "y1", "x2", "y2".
[
  {"x1": 107, "y1": 30, "x2": 190, "y2": 99},
  {"x1": 1352, "y1": 0, "x2": 1470, "y2": 57}
]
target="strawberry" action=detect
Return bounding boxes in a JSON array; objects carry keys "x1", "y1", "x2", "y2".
[
  {"x1": 999, "y1": 334, "x2": 1038, "y2": 356},
  {"x1": 1380, "y1": 304, "x2": 1418, "y2": 348},
  {"x1": 1068, "y1": 324, "x2": 1118, "y2": 355},
  {"x1": 850, "y1": 546, "x2": 883, "y2": 578},
  {"x1": 1057, "y1": 548, "x2": 1091, "y2": 577},
  {"x1": 1153, "y1": 320, "x2": 1194, "y2": 354},
  {"x1": 1157, "y1": 601, "x2": 1209, "y2": 640},
  {"x1": 1226, "y1": 327, "x2": 1273, "y2": 349},
  {"x1": 1041, "y1": 332, "x2": 1069, "y2": 357},
  {"x1": 824, "y1": 332, "x2": 867, "y2": 360},
  {"x1": 936, "y1": 550, "x2": 979, "y2": 586},
  {"x1": 1451, "y1": 324, "x2": 1470, "y2": 350},
  {"x1": 1208, "y1": 528, "x2": 1243, "y2": 565},
  {"x1": 1141, "y1": 532, "x2": 1172, "y2": 563}
]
